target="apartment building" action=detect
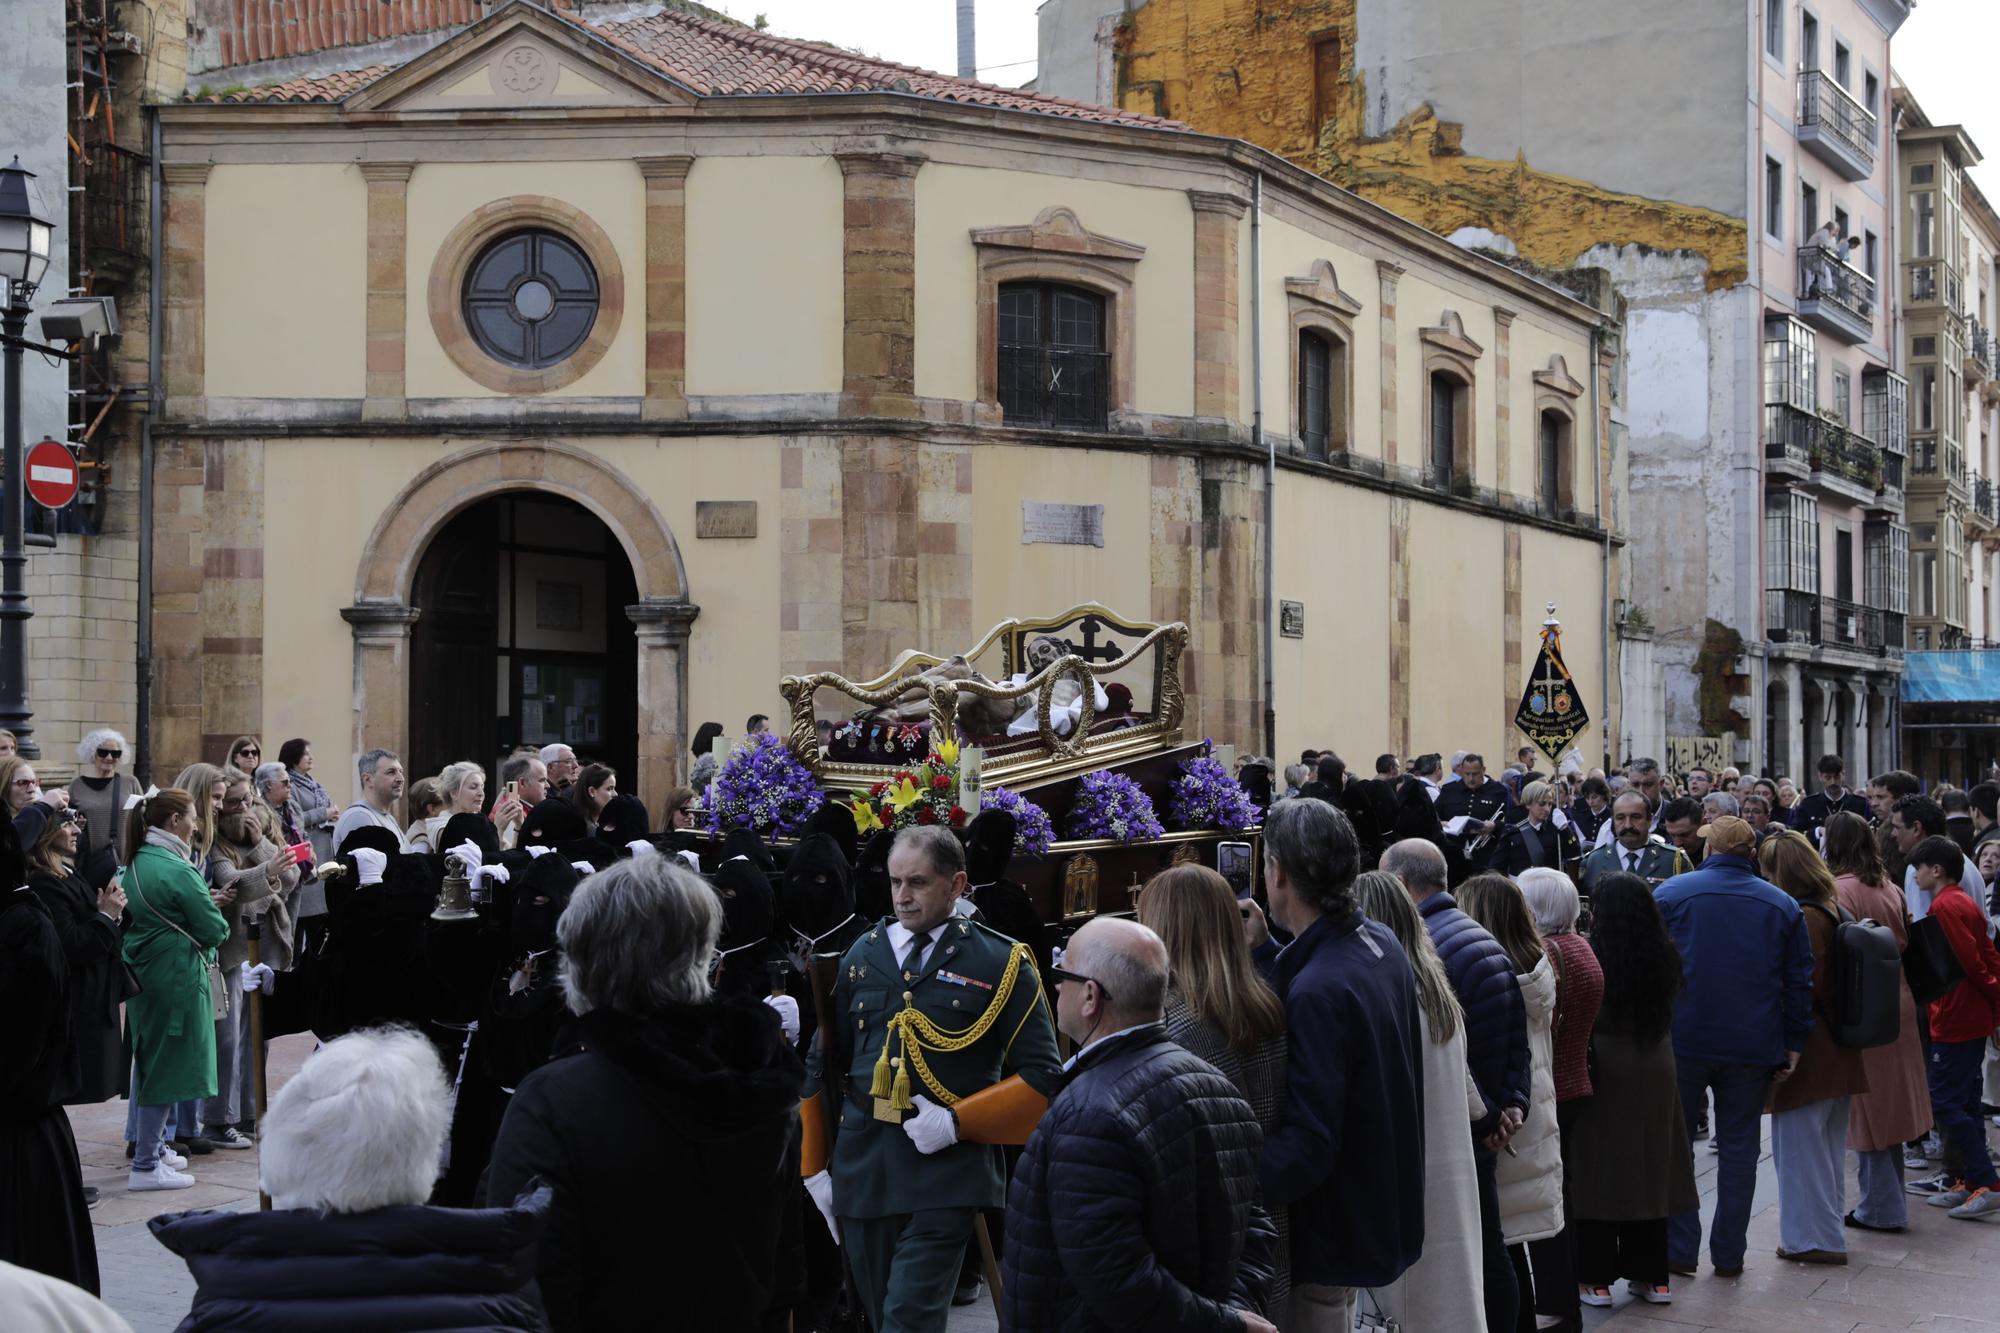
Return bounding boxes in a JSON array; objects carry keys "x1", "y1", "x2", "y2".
[{"x1": 1040, "y1": 0, "x2": 1916, "y2": 779}]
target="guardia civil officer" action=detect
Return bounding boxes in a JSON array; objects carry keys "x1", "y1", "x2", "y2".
[
  {"x1": 802, "y1": 824, "x2": 1060, "y2": 1333},
  {"x1": 1579, "y1": 791, "x2": 1691, "y2": 896}
]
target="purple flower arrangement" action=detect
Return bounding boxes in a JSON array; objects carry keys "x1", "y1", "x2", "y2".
[
  {"x1": 1167, "y1": 748, "x2": 1262, "y2": 832},
  {"x1": 1067, "y1": 770, "x2": 1163, "y2": 844},
  {"x1": 707, "y1": 732, "x2": 826, "y2": 839},
  {"x1": 980, "y1": 786, "x2": 1056, "y2": 857}
]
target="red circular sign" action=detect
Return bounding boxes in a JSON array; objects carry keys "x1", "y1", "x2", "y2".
[{"x1": 25, "y1": 439, "x2": 79, "y2": 509}]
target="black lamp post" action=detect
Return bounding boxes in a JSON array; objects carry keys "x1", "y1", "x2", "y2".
[{"x1": 0, "y1": 156, "x2": 56, "y2": 760}]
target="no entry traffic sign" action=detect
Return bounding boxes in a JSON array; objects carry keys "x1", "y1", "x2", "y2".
[{"x1": 25, "y1": 439, "x2": 79, "y2": 510}]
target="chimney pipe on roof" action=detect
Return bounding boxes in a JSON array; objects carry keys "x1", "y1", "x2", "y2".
[{"x1": 956, "y1": 0, "x2": 976, "y2": 79}]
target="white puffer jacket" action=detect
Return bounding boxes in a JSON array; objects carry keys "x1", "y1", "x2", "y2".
[{"x1": 1494, "y1": 953, "x2": 1563, "y2": 1244}]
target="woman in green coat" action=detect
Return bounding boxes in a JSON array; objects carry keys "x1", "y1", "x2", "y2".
[{"x1": 120, "y1": 788, "x2": 228, "y2": 1192}]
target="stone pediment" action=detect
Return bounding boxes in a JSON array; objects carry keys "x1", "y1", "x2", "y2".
[{"x1": 345, "y1": 3, "x2": 694, "y2": 114}]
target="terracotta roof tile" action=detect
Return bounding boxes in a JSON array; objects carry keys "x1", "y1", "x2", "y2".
[
  {"x1": 197, "y1": 65, "x2": 392, "y2": 104},
  {"x1": 187, "y1": 5, "x2": 1183, "y2": 131}
]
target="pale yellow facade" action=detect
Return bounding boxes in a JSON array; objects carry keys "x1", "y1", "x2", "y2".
[{"x1": 150, "y1": 2, "x2": 1623, "y2": 803}]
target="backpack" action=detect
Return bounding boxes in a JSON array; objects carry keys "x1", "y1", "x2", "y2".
[{"x1": 1805, "y1": 902, "x2": 1901, "y2": 1049}]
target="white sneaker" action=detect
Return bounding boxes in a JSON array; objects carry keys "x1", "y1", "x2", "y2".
[
  {"x1": 128, "y1": 1162, "x2": 195, "y2": 1192},
  {"x1": 159, "y1": 1147, "x2": 187, "y2": 1170}
]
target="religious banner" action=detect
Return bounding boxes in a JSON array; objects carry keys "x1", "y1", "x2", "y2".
[{"x1": 1515, "y1": 611, "x2": 1590, "y2": 764}]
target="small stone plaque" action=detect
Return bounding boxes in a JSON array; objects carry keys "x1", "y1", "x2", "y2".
[
  {"x1": 1021, "y1": 501, "x2": 1104, "y2": 547},
  {"x1": 695, "y1": 500, "x2": 758, "y2": 539},
  {"x1": 1280, "y1": 600, "x2": 1305, "y2": 638}
]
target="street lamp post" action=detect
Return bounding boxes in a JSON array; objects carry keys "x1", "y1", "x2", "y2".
[{"x1": 0, "y1": 156, "x2": 57, "y2": 760}]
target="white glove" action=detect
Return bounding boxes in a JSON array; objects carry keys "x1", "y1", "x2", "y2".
[
  {"x1": 1552, "y1": 807, "x2": 1571, "y2": 831},
  {"x1": 351, "y1": 848, "x2": 387, "y2": 886},
  {"x1": 804, "y1": 1170, "x2": 839, "y2": 1245},
  {"x1": 763, "y1": 993, "x2": 801, "y2": 1042},
  {"x1": 902, "y1": 1094, "x2": 958, "y2": 1155},
  {"x1": 523, "y1": 845, "x2": 553, "y2": 859},
  {"x1": 676, "y1": 850, "x2": 703, "y2": 874},
  {"x1": 570, "y1": 861, "x2": 596, "y2": 876},
  {"x1": 447, "y1": 841, "x2": 484, "y2": 877},
  {"x1": 626, "y1": 839, "x2": 659, "y2": 859},
  {"x1": 238, "y1": 962, "x2": 276, "y2": 995},
  {"x1": 469, "y1": 863, "x2": 510, "y2": 905}
]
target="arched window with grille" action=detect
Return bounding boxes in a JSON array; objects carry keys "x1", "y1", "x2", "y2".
[{"x1": 997, "y1": 281, "x2": 1109, "y2": 430}]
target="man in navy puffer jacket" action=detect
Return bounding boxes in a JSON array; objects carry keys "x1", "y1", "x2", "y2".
[
  {"x1": 1004, "y1": 916, "x2": 1277, "y2": 1332},
  {"x1": 1382, "y1": 837, "x2": 1529, "y2": 1333}
]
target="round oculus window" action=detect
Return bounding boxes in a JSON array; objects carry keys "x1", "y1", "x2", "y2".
[{"x1": 462, "y1": 228, "x2": 600, "y2": 370}]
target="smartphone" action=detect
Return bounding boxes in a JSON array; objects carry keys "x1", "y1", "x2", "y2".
[
  {"x1": 505, "y1": 780, "x2": 520, "y2": 798},
  {"x1": 1217, "y1": 840, "x2": 1254, "y2": 900}
]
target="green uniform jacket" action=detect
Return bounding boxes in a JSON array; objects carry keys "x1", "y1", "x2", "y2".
[
  {"x1": 1579, "y1": 838, "x2": 1690, "y2": 895},
  {"x1": 121, "y1": 844, "x2": 229, "y2": 1105},
  {"x1": 806, "y1": 915, "x2": 1061, "y2": 1219}
]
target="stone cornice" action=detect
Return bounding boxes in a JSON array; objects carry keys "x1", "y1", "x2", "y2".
[
  {"x1": 356, "y1": 160, "x2": 416, "y2": 184},
  {"x1": 160, "y1": 162, "x2": 213, "y2": 187},
  {"x1": 1186, "y1": 189, "x2": 1249, "y2": 218},
  {"x1": 833, "y1": 149, "x2": 927, "y2": 179},
  {"x1": 635, "y1": 155, "x2": 695, "y2": 184}
]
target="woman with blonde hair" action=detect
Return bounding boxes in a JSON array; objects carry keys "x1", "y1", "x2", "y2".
[
  {"x1": 1351, "y1": 869, "x2": 1484, "y2": 1330},
  {"x1": 1757, "y1": 829, "x2": 1867, "y2": 1264},
  {"x1": 1822, "y1": 811, "x2": 1928, "y2": 1233},
  {"x1": 171, "y1": 763, "x2": 230, "y2": 862},
  {"x1": 438, "y1": 761, "x2": 487, "y2": 817},
  {"x1": 1458, "y1": 873, "x2": 1567, "y2": 1330},
  {"x1": 1136, "y1": 863, "x2": 1290, "y2": 1300}
]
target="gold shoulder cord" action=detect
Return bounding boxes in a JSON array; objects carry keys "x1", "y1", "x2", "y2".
[{"x1": 870, "y1": 941, "x2": 1034, "y2": 1110}]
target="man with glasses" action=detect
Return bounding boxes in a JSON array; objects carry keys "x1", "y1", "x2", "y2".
[
  {"x1": 538, "y1": 744, "x2": 579, "y2": 797},
  {"x1": 493, "y1": 753, "x2": 549, "y2": 851},
  {"x1": 1003, "y1": 916, "x2": 1277, "y2": 1331},
  {"x1": 801, "y1": 824, "x2": 1060, "y2": 1332}
]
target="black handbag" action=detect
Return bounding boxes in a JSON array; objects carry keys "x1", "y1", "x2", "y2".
[{"x1": 1903, "y1": 913, "x2": 1966, "y2": 1006}]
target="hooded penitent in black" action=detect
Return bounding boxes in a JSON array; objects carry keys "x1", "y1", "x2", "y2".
[
  {"x1": 486, "y1": 998, "x2": 806, "y2": 1333},
  {"x1": 959, "y1": 809, "x2": 1051, "y2": 972},
  {"x1": 709, "y1": 857, "x2": 779, "y2": 1004}
]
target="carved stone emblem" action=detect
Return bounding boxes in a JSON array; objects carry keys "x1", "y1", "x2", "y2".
[{"x1": 493, "y1": 45, "x2": 551, "y2": 95}]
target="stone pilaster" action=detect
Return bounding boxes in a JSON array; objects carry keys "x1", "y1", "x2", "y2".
[
  {"x1": 160, "y1": 163, "x2": 212, "y2": 420},
  {"x1": 628, "y1": 598, "x2": 700, "y2": 804},
  {"x1": 361, "y1": 162, "x2": 415, "y2": 422},
  {"x1": 1502, "y1": 525, "x2": 1523, "y2": 744},
  {"x1": 637, "y1": 156, "x2": 694, "y2": 421},
  {"x1": 1493, "y1": 307, "x2": 1516, "y2": 496},
  {"x1": 836, "y1": 151, "x2": 924, "y2": 419},
  {"x1": 779, "y1": 440, "x2": 846, "y2": 674},
  {"x1": 1188, "y1": 190, "x2": 1247, "y2": 426},
  {"x1": 1376, "y1": 260, "x2": 1404, "y2": 466},
  {"x1": 1198, "y1": 457, "x2": 1265, "y2": 752},
  {"x1": 1389, "y1": 496, "x2": 1412, "y2": 756},
  {"x1": 1149, "y1": 452, "x2": 1203, "y2": 734},
  {"x1": 340, "y1": 602, "x2": 422, "y2": 780},
  {"x1": 839, "y1": 436, "x2": 921, "y2": 672}
]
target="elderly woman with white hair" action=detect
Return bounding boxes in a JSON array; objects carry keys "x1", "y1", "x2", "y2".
[
  {"x1": 486, "y1": 856, "x2": 805, "y2": 1333},
  {"x1": 150, "y1": 1027, "x2": 552, "y2": 1329},
  {"x1": 68, "y1": 728, "x2": 136, "y2": 879},
  {"x1": 1517, "y1": 866, "x2": 1603, "y2": 1333}
]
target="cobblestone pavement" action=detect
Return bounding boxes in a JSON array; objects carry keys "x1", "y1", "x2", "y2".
[{"x1": 81, "y1": 1038, "x2": 2000, "y2": 1332}]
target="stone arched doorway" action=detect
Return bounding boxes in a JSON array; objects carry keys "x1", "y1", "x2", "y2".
[{"x1": 345, "y1": 441, "x2": 697, "y2": 806}]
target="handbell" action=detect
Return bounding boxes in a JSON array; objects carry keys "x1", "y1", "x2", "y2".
[
  {"x1": 313, "y1": 861, "x2": 348, "y2": 882},
  {"x1": 433, "y1": 857, "x2": 478, "y2": 922}
]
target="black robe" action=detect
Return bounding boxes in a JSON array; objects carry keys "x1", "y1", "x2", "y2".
[
  {"x1": 0, "y1": 886, "x2": 98, "y2": 1294},
  {"x1": 29, "y1": 866, "x2": 128, "y2": 1105}
]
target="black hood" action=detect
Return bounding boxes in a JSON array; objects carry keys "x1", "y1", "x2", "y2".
[
  {"x1": 595, "y1": 793, "x2": 651, "y2": 844},
  {"x1": 722, "y1": 827, "x2": 777, "y2": 873},
  {"x1": 566, "y1": 999, "x2": 802, "y2": 1134},
  {"x1": 511, "y1": 853, "x2": 580, "y2": 954},
  {"x1": 800, "y1": 801, "x2": 859, "y2": 866},
  {"x1": 779, "y1": 833, "x2": 853, "y2": 939},
  {"x1": 709, "y1": 858, "x2": 775, "y2": 950},
  {"x1": 520, "y1": 798, "x2": 588, "y2": 848},
  {"x1": 337, "y1": 824, "x2": 402, "y2": 860},
  {"x1": 962, "y1": 809, "x2": 1018, "y2": 885},
  {"x1": 854, "y1": 825, "x2": 895, "y2": 923},
  {"x1": 438, "y1": 812, "x2": 500, "y2": 865}
]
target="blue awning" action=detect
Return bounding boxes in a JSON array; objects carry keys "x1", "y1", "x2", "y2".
[{"x1": 1903, "y1": 651, "x2": 2000, "y2": 704}]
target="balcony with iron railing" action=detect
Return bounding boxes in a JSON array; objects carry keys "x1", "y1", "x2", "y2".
[
  {"x1": 1797, "y1": 245, "x2": 1876, "y2": 343},
  {"x1": 1796, "y1": 69, "x2": 1878, "y2": 180},
  {"x1": 1767, "y1": 589, "x2": 1903, "y2": 657},
  {"x1": 1969, "y1": 321, "x2": 1994, "y2": 384},
  {"x1": 1973, "y1": 476, "x2": 1999, "y2": 532},
  {"x1": 1764, "y1": 403, "x2": 1888, "y2": 505},
  {"x1": 1908, "y1": 260, "x2": 1963, "y2": 312}
]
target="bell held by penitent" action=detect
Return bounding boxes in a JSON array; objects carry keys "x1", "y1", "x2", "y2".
[{"x1": 433, "y1": 858, "x2": 478, "y2": 922}]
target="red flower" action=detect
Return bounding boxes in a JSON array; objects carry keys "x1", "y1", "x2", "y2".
[
  {"x1": 870, "y1": 782, "x2": 887, "y2": 798},
  {"x1": 880, "y1": 804, "x2": 895, "y2": 821},
  {"x1": 948, "y1": 807, "x2": 966, "y2": 828},
  {"x1": 931, "y1": 773, "x2": 950, "y2": 790},
  {"x1": 916, "y1": 806, "x2": 938, "y2": 825}
]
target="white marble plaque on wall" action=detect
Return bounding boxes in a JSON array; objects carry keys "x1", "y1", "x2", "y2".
[{"x1": 1021, "y1": 501, "x2": 1105, "y2": 547}]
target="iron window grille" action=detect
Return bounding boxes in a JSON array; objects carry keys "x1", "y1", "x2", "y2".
[
  {"x1": 997, "y1": 282, "x2": 1109, "y2": 430},
  {"x1": 1298, "y1": 330, "x2": 1332, "y2": 457}
]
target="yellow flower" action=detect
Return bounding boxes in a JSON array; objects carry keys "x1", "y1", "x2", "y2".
[
  {"x1": 886, "y1": 776, "x2": 923, "y2": 813},
  {"x1": 849, "y1": 798, "x2": 883, "y2": 833},
  {"x1": 937, "y1": 738, "x2": 960, "y2": 767}
]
